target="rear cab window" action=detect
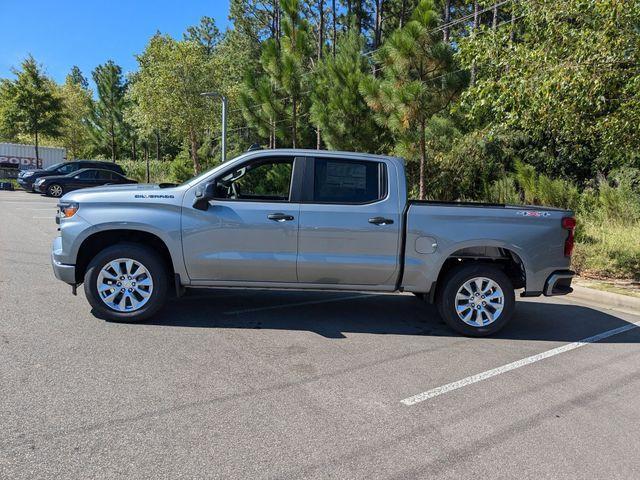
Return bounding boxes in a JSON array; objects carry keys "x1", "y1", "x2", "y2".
[{"x1": 312, "y1": 158, "x2": 387, "y2": 204}]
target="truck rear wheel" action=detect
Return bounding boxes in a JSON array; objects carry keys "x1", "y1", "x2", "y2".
[
  {"x1": 83, "y1": 244, "x2": 168, "y2": 322},
  {"x1": 436, "y1": 264, "x2": 515, "y2": 337}
]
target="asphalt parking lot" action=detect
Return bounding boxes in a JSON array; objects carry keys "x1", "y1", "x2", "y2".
[{"x1": 1, "y1": 190, "x2": 640, "y2": 479}]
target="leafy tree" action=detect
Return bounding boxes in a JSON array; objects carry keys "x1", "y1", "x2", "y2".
[
  {"x1": 89, "y1": 61, "x2": 128, "y2": 162},
  {"x1": 310, "y1": 30, "x2": 384, "y2": 151},
  {"x1": 458, "y1": 0, "x2": 640, "y2": 181},
  {"x1": 361, "y1": 0, "x2": 465, "y2": 198},
  {"x1": 59, "y1": 67, "x2": 93, "y2": 159},
  {"x1": 0, "y1": 55, "x2": 64, "y2": 167},
  {"x1": 128, "y1": 35, "x2": 217, "y2": 174}
]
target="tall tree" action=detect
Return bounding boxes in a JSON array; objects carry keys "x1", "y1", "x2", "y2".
[
  {"x1": 0, "y1": 56, "x2": 63, "y2": 167},
  {"x1": 362, "y1": 0, "x2": 465, "y2": 198},
  {"x1": 184, "y1": 16, "x2": 222, "y2": 55},
  {"x1": 311, "y1": 30, "x2": 384, "y2": 151},
  {"x1": 60, "y1": 66, "x2": 93, "y2": 159},
  {"x1": 90, "y1": 61, "x2": 127, "y2": 162},
  {"x1": 459, "y1": 0, "x2": 640, "y2": 180},
  {"x1": 128, "y1": 35, "x2": 217, "y2": 174},
  {"x1": 243, "y1": 0, "x2": 312, "y2": 148}
]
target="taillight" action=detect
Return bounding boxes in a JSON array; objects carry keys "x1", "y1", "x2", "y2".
[{"x1": 562, "y1": 216, "x2": 576, "y2": 257}]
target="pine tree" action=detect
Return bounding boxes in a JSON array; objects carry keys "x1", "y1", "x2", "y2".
[
  {"x1": 311, "y1": 30, "x2": 383, "y2": 151},
  {"x1": 242, "y1": 0, "x2": 313, "y2": 148},
  {"x1": 60, "y1": 66, "x2": 93, "y2": 159},
  {"x1": 0, "y1": 56, "x2": 64, "y2": 167},
  {"x1": 184, "y1": 16, "x2": 221, "y2": 55},
  {"x1": 361, "y1": 0, "x2": 465, "y2": 199},
  {"x1": 90, "y1": 61, "x2": 127, "y2": 162}
]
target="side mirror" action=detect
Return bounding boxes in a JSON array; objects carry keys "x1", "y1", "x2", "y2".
[{"x1": 193, "y1": 182, "x2": 216, "y2": 211}]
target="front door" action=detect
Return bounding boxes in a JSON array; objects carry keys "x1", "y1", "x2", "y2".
[
  {"x1": 182, "y1": 156, "x2": 301, "y2": 283},
  {"x1": 297, "y1": 156, "x2": 401, "y2": 286}
]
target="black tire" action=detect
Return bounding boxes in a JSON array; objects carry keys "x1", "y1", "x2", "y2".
[
  {"x1": 436, "y1": 263, "x2": 515, "y2": 337},
  {"x1": 47, "y1": 183, "x2": 64, "y2": 197},
  {"x1": 84, "y1": 243, "x2": 168, "y2": 322}
]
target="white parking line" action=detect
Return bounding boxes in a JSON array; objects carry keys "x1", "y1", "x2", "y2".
[
  {"x1": 224, "y1": 293, "x2": 385, "y2": 315},
  {"x1": 401, "y1": 319, "x2": 640, "y2": 406}
]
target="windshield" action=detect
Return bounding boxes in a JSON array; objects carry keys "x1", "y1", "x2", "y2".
[
  {"x1": 45, "y1": 162, "x2": 64, "y2": 171},
  {"x1": 180, "y1": 160, "x2": 234, "y2": 186}
]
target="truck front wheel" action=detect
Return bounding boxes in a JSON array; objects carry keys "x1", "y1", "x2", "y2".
[
  {"x1": 83, "y1": 244, "x2": 168, "y2": 322},
  {"x1": 436, "y1": 264, "x2": 515, "y2": 337}
]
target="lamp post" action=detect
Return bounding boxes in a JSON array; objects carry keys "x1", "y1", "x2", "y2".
[{"x1": 201, "y1": 91, "x2": 228, "y2": 163}]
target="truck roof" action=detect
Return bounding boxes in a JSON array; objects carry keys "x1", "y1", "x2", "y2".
[{"x1": 236, "y1": 148, "x2": 404, "y2": 163}]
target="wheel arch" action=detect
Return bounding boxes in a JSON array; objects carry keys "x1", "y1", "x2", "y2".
[
  {"x1": 428, "y1": 242, "x2": 528, "y2": 303},
  {"x1": 75, "y1": 228, "x2": 176, "y2": 285}
]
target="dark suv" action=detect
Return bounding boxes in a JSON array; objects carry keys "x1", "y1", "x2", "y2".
[{"x1": 17, "y1": 160, "x2": 125, "y2": 192}]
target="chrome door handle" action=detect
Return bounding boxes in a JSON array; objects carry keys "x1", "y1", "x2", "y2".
[
  {"x1": 268, "y1": 213, "x2": 294, "y2": 222},
  {"x1": 369, "y1": 217, "x2": 394, "y2": 226}
]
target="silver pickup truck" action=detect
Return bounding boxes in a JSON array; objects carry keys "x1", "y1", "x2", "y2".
[{"x1": 51, "y1": 149, "x2": 575, "y2": 336}]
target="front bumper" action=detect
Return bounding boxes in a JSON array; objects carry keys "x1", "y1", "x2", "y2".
[
  {"x1": 51, "y1": 236, "x2": 76, "y2": 284},
  {"x1": 544, "y1": 270, "x2": 574, "y2": 296}
]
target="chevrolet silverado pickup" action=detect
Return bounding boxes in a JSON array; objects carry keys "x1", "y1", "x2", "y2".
[{"x1": 51, "y1": 149, "x2": 575, "y2": 336}]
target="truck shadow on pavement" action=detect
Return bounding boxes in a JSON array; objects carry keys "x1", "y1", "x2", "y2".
[{"x1": 133, "y1": 288, "x2": 640, "y2": 342}]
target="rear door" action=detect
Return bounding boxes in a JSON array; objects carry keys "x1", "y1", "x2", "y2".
[
  {"x1": 297, "y1": 156, "x2": 401, "y2": 286},
  {"x1": 182, "y1": 156, "x2": 303, "y2": 283}
]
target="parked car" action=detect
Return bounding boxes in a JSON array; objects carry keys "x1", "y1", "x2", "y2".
[
  {"x1": 18, "y1": 160, "x2": 125, "y2": 192},
  {"x1": 51, "y1": 149, "x2": 575, "y2": 336},
  {"x1": 36, "y1": 168, "x2": 137, "y2": 197}
]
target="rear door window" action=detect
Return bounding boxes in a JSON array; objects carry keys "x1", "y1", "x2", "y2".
[
  {"x1": 312, "y1": 158, "x2": 386, "y2": 204},
  {"x1": 76, "y1": 170, "x2": 97, "y2": 179}
]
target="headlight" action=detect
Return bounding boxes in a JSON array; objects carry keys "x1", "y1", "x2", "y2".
[
  {"x1": 23, "y1": 171, "x2": 34, "y2": 177},
  {"x1": 35, "y1": 178, "x2": 45, "y2": 185},
  {"x1": 58, "y1": 202, "x2": 79, "y2": 219}
]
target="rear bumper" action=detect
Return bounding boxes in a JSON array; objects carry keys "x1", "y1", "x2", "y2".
[
  {"x1": 543, "y1": 270, "x2": 574, "y2": 296},
  {"x1": 51, "y1": 236, "x2": 76, "y2": 285},
  {"x1": 17, "y1": 178, "x2": 33, "y2": 190}
]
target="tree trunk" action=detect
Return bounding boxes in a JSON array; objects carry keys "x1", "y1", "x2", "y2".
[
  {"x1": 419, "y1": 120, "x2": 426, "y2": 200},
  {"x1": 399, "y1": 0, "x2": 407, "y2": 28},
  {"x1": 470, "y1": 1, "x2": 479, "y2": 86},
  {"x1": 316, "y1": 126, "x2": 321, "y2": 149},
  {"x1": 443, "y1": 0, "x2": 451, "y2": 42},
  {"x1": 34, "y1": 129, "x2": 40, "y2": 169},
  {"x1": 374, "y1": 0, "x2": 384, "y2": 49},
  {"x1": 131, "y1": 137, "x2": 137, "y2": 161},
  {"x1": 318, "y1": 0, "x2": 324, "y2": 62},
  {"x1": 492, "y1": 2, "x2": 498, "y2": 29},
  {"x1": 155, "y1": 131, "x2": 160, "y2": 160},
  {"x1": 275, "y1": 0, "x2": 281, "y2": 41},
  {"x1": 189, "y1": 127, "x2": 201, "y2": 174},
  {"x1": 146, "y1": 149, "x2": 150, "y2": 183},
  {"x1": 109, "y1": 118, "x2": 117, "y2": 162},
  {"x1": 331, "y1": 0, "x2": 337, "y2": 56},
  {"x1": 291, "y1": 98, "x2": 297, "y2": 149},
  {"x1": 510, "y1": 8, "x2": 516, "y2": 44}
]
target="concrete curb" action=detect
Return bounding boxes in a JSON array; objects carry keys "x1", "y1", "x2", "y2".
[{"x1": 570, "y1": 285, "x2": 640, "y2": 313}]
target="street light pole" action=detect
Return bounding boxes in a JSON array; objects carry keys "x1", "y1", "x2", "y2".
[{"x1": 200, "y1": 92, "x2": 228, "y2": 163}]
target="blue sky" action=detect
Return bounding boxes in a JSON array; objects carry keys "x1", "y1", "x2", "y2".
[{"x1": 0, "y1": 0, "x2": 231, "y2": 86}]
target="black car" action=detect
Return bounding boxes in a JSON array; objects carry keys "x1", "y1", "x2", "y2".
[
  {"x1": 17, "y1": 160, "x2": 125, "y2": 191},
  {"x1": 35, "y1": 168, "x2": 137, "y2": 197}
]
